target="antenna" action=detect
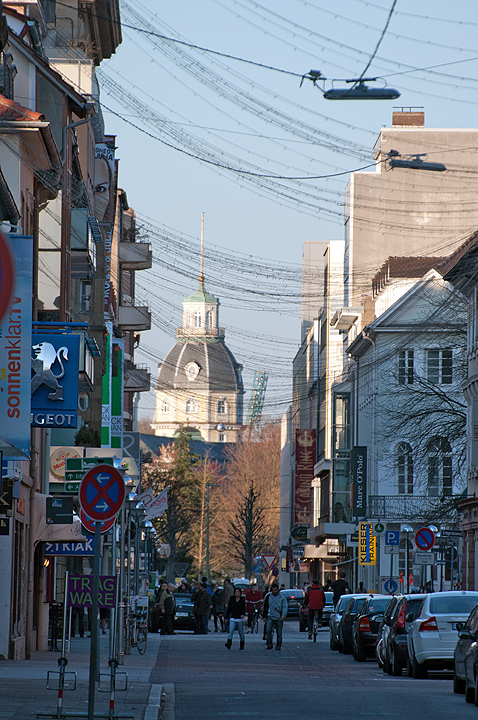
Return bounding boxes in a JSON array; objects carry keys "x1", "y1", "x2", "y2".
[{"x1": 200, "y1": 212, "x2": 205, "y2": 284}]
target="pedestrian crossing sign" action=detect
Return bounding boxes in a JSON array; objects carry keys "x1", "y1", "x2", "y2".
[{"x1": 359, "y1": 521, "x2": 376, "y2": 565}]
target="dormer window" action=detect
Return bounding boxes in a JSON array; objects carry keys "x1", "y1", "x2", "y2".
[
  {"x1": 206, "y1": 310, "x2": 213, "y2": 328},
  {"x1": 217, "y1": 399, "x2": 227, "y2": 414},
  {"x1": 194, "y1": 311, "x2": 202, "y2": 327},
  {"x1": 185, "y1": 398, "x2": 198, "y2": 414}
]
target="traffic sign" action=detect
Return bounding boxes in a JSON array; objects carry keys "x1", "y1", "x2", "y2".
[
  {"x1": 272, "y1": 567, "x2": 279, "y2": 577},
  {"x1": 414, "y1": 551, "x2": 436, "y2": 565},
  {"x1": 253, "y1": 564, "x2": 262, "y2": 574},
  {"x1": 384, "y1": 579, "x2": 399, "y2": 594},
  {"x1": 65, "y1": 481, "x2": 81, "y2": 494},
  {"x1": 415, "y1": 527, "x2": 435, "y2": 551},
  {"x1": 262, "y1": 554, "x2": 277, "y2": 570},
  {"x1": 79, "y1": 509, "x2": 116, "y2": 535},
  {"x1": 385, "y1": 530, "x2": 400, "y2": 546},
  {"x1": 374, "y1": 523, "x2": 385, "y2": 534},
  {"x1": 79, "y1": 464, "x2": 125, "y2": 522}
]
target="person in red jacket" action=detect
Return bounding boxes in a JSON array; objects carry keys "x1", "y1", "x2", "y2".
[
  {"x1": 245, "y1": 584, "x2": 263, "y2": 632},
  {"x1": 304, "y1": 579, "x2": 326, "y2": 639}
]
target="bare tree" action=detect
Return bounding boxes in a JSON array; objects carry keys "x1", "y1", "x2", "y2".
[{"x1": 227, "y1": 482, "x2": 266, "y2": 578}]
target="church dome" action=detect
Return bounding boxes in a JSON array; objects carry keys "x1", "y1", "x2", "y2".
[{"x1": 157, "y1": 340, "x2": 243, "y2": 394}]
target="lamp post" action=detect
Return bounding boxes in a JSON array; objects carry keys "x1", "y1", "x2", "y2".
[
  {"x1": 401, "y1": 525, "x2": 413, "y2": 593},
  {"x1": 205, "y1": 483, "x2": 219, "y2": 583}
]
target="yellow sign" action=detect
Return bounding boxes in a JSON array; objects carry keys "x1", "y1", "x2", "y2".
[{"x1": 359, "y1": 521, "x2": 376, "y2": 565}]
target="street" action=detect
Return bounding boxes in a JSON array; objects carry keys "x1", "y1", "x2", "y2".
[{"x1": 153, "y1": 620, "x2": 475, "y2": 720}]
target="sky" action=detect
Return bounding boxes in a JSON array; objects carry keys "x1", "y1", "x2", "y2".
[{"x1": 97, "y1": 0, "x2": 478, "y2": 422}]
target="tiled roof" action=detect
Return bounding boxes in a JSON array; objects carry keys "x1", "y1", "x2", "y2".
[
  {"x1": 0, "y1": 94, "x2": 44, "y2": 122},
  {"x1": 372, "y1": 256, "x2": 445, "y2": 297},
  {"x1": 437, "y1": 229, "x2": 478, "y2": 279}
]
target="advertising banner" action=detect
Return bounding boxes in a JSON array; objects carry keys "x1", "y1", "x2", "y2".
[
  {"x1": 31, "y1": 332, "x2": 80, "y2": 428},
  {"x1": 359, "y1": 521, "x2": 377, "y2": 566},
  {"x1": 0, "y1": 235, "x2": 33, "y2": 458},
  {"x1": 294, "y1": 429, "x2": 316, "y2": 526},
  {"x1": 351, "y1": 446, "x2": 367, "y2": 518},
  {"x1": 67, "y1": 574, "x2": 116, "y2": 608}
]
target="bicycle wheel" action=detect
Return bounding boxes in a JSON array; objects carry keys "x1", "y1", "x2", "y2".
[
  {"x1": 253, "y1": 614, "x2": 259, "y2": 634},
  {"x1": 136, "y1": 626, "x2": 147, "y2": 654}
]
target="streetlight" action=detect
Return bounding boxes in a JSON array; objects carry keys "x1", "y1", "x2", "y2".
[
  {"x1": 401, "y1": 525, "x2": 413, "y2": 593},
  {"x1": 205, "y1": 483, "x2": 219, "y2": 583}
]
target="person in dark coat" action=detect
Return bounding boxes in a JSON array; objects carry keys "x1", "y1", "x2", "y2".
[
  {"x1": 331, "y1": 571, "x2": 350, "y2": 607},
  {"x1": 212, "y1": 583, "x2": 225, "y2": 632},
  {"x1": 224, "y1": 587, "x2": 246, "y2": 650},
  {"x1": 193, "y1": 582, "x2": 212, "y2": 634}
]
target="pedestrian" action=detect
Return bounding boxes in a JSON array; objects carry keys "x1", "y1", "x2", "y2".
[
  {"x1": 223, "y1": 577, "x2": 234, "y2": 605},
  {"x1": 245, "y1": 583, "x2": 263, "y2": 632},
  {"x1": 99, "y1": 608, "x2": 110, "y2": 635},
  {"x1": 159, "y1": 583, "x2": 176, "y2": 635},
  {"x1": 177, "y1": 580, "x2": 190, "y2": 593},
  {"x1": 331, "y1": 571, "x2": 350, "y2": 607},
  {"x1": 70, "y1": 605, "x2": 85, "y2": 638},
  {"x1": 224, "y1": 587, "x2": 246, "y2": 650},
  {"x1": 193, "y1": 582, "x2": 212, "y2": 634},
  {"x1": 212, "y1": 583, "x2": 225, "y2": 632},
  {"x1": 304, "y1": 579, "x2": 325, "y2": 639},
  {"x1": 263, "y1": 582, "x2": 288, "y2": 651},
  {"x1": 356, "y1": 581, "x2": 366, "y2": 593},
  {"x1": 323, "y1": 576, "x2": 333, "y2": 591}
]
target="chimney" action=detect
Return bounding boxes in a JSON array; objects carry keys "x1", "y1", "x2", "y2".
[{"x1": 392, "y1": 107, "x2": 425, "y2": 127}]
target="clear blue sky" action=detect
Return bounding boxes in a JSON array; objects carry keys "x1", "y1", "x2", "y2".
[{"x1": 99, "y1": 0, "x2": 478, "y2": 421}]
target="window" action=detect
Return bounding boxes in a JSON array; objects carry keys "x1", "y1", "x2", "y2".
[
  {"x1": 194, "y1": 311, "x2": 202, "y2": 328},
  {"x1": 217, "y1": 400, "x2": 226, "y2": 414},
  {"x1": 206, "y1": 310, "x2": 213, "y2": 328},
  {"x1": 398, "y1": 350, "x2": 414, "y2": 385},
  {"x1": 80, "y1": 280, "x2": 91, "y2": 312},
  {"x1": 397, "y1": 442, "x2": 413, "y2": 494},
  {"x1": 161, "y1": 400, "x2": 169, "y2": 413},
  {"x1": 427, "y1": 437, "x2": 452, "y2": 497},
  {"x1": 219, "y1": 433, "x2": 226, "y2": 442},
  {"x1": 427, "y1": 349, "x2": 452, "y2": 384},
  {"x1": 185, "y1": 398, "x2": 198, "y2": 414}
]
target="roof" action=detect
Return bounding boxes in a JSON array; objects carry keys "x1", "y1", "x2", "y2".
[
  {"x1": 439, "y1": 229, "x2": 478, "y2": 284},
  {"x1": 140, "y1": 434, "x2": 233, "y2": 466},
  {"x1": 0, "y1": 95, "x2": 44, "y2": 122},
  {"x1": 183, "y1": 281, "x2": 219, "y2": 305},
  {"x1": 157, "y1": 340, "x2": 243, "y2": 393},
  {"x1": 372, "y1": 256, "x2": 446, "y2": 297}
]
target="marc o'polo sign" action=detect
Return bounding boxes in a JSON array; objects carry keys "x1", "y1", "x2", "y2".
[
  {"x1": 67, "y1": 575, "x2": 116, "y2": 608},
  {"x1": 352, "y1": 446, "x2": 367, "y2": 518}
]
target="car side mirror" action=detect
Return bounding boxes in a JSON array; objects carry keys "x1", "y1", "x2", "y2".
[
  {"x1": 405, "y1": 613, "x2": 414, "y2": 623},
  {"x1": 455, "y1": 622, "x2": 464, "y2": 632},
  {"x1": 458, "y1": 629, "x2": 474, "y2": 639},
  {"x1": 349, "y1": 612, "x2": 358, "y2": 620}
]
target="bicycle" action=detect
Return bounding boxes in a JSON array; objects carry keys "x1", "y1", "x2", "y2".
[
  {"x1": 309, "y1": 609, "x2": 322, "y2": 642},
  {"x1": 126, "y1": 596, "x2": 149, "y2": 655},
  {"x1": 247, "y1": 600, "x2": 262, "y2": 634}
]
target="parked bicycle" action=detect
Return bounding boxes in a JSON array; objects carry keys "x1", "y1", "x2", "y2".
[{"x1": 125, "y1": 596, "x2": 148, "y2": 655}]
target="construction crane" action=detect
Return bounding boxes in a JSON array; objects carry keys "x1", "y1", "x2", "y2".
[{"x1": 246, "y1": 370, "x2": 269, "y2": 427}]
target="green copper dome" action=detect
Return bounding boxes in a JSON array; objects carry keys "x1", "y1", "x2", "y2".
[{"x1": 183, "y1": 281, "x2": 219, "y2": 304}]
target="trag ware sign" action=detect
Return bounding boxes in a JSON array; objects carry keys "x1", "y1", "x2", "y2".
[
  {"x1": 352, "y1": 446, "x2": 367, "y2": 519},
  {"x1": 31, "y1": 333, "x2": 80, "y2": 428}
]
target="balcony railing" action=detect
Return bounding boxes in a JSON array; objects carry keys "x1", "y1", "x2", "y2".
[
  {"x1": 117, "y1": 304, "x2": 151, "y2": 331},
  {"x1": 177, "y1": 327, "x2": 225, "y2": 339},
  {"x1": 119, "y1": 242, "x2": 152, "y2": 270},
  {"x1": 369, "y1": 495, "x2": 461, "y2": 522},
  {"x1": 124, "y1": 363, "x2": 151, "y2": 393}
]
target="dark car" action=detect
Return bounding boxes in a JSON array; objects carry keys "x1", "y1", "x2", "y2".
[
  {"x1": 299, "y1": 591, "x2": 334, "y2": 631},
  {"x1": 351, "y1": 595, "x2": 392, "y2": 662},
  {"x1": 453, "y1": 601, "x2": 478, "y2": 698},
  {"x1": 376, "y1": 596, "x2": 402, "y2": 672},
  {"x1": 336, "y1": 594, "x2": 371, "y2": 654},
  {"x1": 382, "y1": 594, "x2": 426, "y2": 675},
  {"x1": 149, "y1": 593, "x2": 195, "y2": 633},
  {"x1": 281, "y1": 589, "x2": 305, "y2": 617},
  {"x1": 329, "y1": 594, "x2": 368, "y2": 651}
]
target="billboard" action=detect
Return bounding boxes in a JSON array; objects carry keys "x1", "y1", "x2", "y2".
[
  {"x1": 31, "y1": 333, "x2": 80, "y2": 428},
  {"x1": 351, "y1": 446, "x2": 367, "y2": 518},
  {"x1": 294, "y1": 429, "x2": 316, "y2": 526},
  {"x1": 0, "y1": 235, "x2": 33, "y2": 458}
]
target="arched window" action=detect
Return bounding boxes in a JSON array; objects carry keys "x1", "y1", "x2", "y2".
[
  {"x1": 194, "y1": 311, "x2": 202, "y2": 328},
  {"x1": 217, "y1": 399, "x2": 227, "y2": 414},
  {"x1": 427, "y1": 437, "x2": 452, "y2": 497},
  {"x1": 161, "y1": 399, "x2": 169, "y2": 413},
  {"x1": 397, "y1": 442, "x2": 413, "y2": 494},
  {"x1": 206, "y1": 310, "x2": 213, "y2": 328},
  {"x1": 185, "y1": 398, "x2": 198, "y2": 414}
]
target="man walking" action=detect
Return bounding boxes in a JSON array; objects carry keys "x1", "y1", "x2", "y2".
[
  {"x1": 264, "y1": 583, "x2": 288, "y2": 651},
  {"x1": 331, "y1": 571, "x2": 350, "y2": 607}
]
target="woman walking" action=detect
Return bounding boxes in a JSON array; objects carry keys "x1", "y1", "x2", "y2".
[{"x1": 225, "y1": 587, "x2": 246, "y2": 650}]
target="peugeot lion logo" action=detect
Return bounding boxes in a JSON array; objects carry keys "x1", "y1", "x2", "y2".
[{"x1": 31, "y1": 342, "x2": 69, "y2": 401}]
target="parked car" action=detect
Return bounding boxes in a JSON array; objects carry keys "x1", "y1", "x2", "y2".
[
  {"x1": 376, "y1": 596, "x2": 402, "y2": 672},
  {"x1": 407, "y1": 591, "x2": 478, "y2": 678},
  {"x1": 453, "y1": 600, "x2": 478, "y2": 699},
  {"x1": 149, "y1": 592, "x2": 196, "y2": 633},
  {"x1": 330, "y1": 594, "x2": 355, "y2": 650},
  {"x1": 382, "y1": 594, "x2": 426, "y2": 675},
  {"x1": 299, "y1": 591, "x2": 334, "y2": 631},
  {"x1": 281, "y1": 589, "x2": 305, "y2": 617},
  {"x1": 352, "y1": 595, "x2": 390, "y2": 661},
  {"x1": 336, "y1": 594, "x2": 371, "y2": 654}
]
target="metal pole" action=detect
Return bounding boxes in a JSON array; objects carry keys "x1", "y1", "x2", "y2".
[
  {"x1": 389, "y1": 547, "x2": 393, "y2": 592},
  {"x1": 87, "y1": 521, "x2": 101, "y2": 720},
  {"x1": 118, "y1": 510, "x2": 125, "y2": 665},
  {"x1": 206, "y1": 484, "x2": 211, "y2": 583},
  {"x1": 405, "y1": 533, "x2": 410, "y2": 593}
]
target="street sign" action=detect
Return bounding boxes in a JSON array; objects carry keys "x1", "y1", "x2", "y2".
[
  {"x1": 374, "y1": 522, "x2": 385, "y2": 534},
  {"x1": 272, "y1": 567, "x2": 279, "y2": 577},
  {"x1": 79, "y1": 464, "x2": 125, "y2": 522},
  {"x1": 79, "y1": 509, "x2": 116, "y2": 535},
  {"x1": 44, "y1": 539, "x2": 95, "y2": 556},
  {"x1": 253, "y1": 564, "x2": 262, "y2": 574},
  {"x1": 384, "y1": 578, "x2": 399, "y2": 594},
  {"x1": 414, "y1": 551, "x2": 436, "y2": 565},
  {"x1": 46, "y1": 496, "x2": 73, "y2": 524},
  {"x1": 384, "y1": 545, "x2": 397, "y2": 555},
  {"x1": 385, "y1": 530, "x2": 400, "y2": 546},
  {"x1": 262, "y1": 554, "x2": 277, "y2": 569},
  {"x1": 65, "y1": 481, "x2": 81, "y2": 494},
  {"x1": 440, "y1": 529, "x2": 462, "y2": 538},
  {"x1": 415, "y1": 527, "x2": 435, "y2": 551}
]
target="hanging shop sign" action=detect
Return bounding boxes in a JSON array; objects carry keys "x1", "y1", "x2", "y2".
[
  {"x1": 351, "y1": 446, "x2": 367, "y2": 518},
  {"x1": 31, "y1": 332, "x2": 80, "y2": 428},
  {"x1": 67, "y1": 574, "x2": 116, "y2": 608},
  {"x1": 295, "y1": 429, "x2": 316, "y2": 526},
  {"x1": 359, "y1": 521, "x2": 376, "y2": 566}
]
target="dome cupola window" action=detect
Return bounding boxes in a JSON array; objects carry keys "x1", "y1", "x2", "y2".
[{"x1": 185, "y1": 398, "x2": 198, "y2": 414}]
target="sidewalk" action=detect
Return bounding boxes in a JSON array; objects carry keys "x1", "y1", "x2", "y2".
[{"x1": 0, "y1": 631, "x2": 162, "y2": 720}]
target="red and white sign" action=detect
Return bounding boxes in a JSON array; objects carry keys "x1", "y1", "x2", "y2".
[
  {"x1": 79, "y1": 509, "x2": 116, "y2": 535},
  {"x1": 415, "y1": 527, "x2": 435, "y2": 551},
  {"x1": 79, "y1": 464, "x2": 125, "y2": 521},
  {"x1": 262, "y1": 554, "x2": 277, "y2": 570}
]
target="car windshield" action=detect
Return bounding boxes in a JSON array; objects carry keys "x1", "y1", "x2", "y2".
[
  {"x1": 336, "y1": 596, "x2": 352, "y2": 612},
  {"x1": 353, "y1": 598, "x2": 366, "y2": 611},
  {"x1": 365, "y1": 598, "x2": 390, "y2": 613},
  {"x1": 429, "y1": 595, "x2": 478, "y2": 615},
  {"x1": 324, "y1": 592, "x2": 333, "y2": 604}
]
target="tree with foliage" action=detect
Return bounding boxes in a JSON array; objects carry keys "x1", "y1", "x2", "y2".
[{"x1": 141, "y1": 427, "x2": 200, "y2": 582}]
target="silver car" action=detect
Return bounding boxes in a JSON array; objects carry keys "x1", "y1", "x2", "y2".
[{"x1": 407, "y1": 591, "x2": 478, "y2": 678}]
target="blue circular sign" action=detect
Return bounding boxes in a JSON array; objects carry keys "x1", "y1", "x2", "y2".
[
  {"x1": 415, "y1": 527, "x2": 435, "y2": 551},
  {"x1": 384, "y1": 579, "x2": 399, "y2": 594},
  {"x1": 79, "y1": 464, "x2": 125, "y2": 521}
]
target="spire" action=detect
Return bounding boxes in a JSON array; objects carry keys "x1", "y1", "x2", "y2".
[{"x1": 199, "y1": 212, "x2": 205, "y2": 285}]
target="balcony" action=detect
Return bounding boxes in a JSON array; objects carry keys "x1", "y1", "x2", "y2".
[
  {"x1": 177, "y1": 327, "x2": 225, "y2": 339},
  {"x1": 369, "y1": 495, "x2": 461, "y2": 523},
  {"x1": 119, "y1": 242, "x2": 152, "y2": 270},
  {"x1": 124, "y1": 363, "x2": 151, "y2": 393},
  {"x1": 117, "y1": 304, "x2": 151, "y2": 331}
]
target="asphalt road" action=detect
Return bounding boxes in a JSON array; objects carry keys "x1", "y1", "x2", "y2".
[{"x1": 152, "y1": 620, "x2": 476, "y2": 720}]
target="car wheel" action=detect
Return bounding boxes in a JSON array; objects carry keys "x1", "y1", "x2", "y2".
[
  {"x1": 330, "y1": 634, "x2": 338, "y2": 651},
  {"x1": 453, "y1": 668, "x2": 465, "y2": 694},
  {"x1": 406, "y1": 656, "x2": 413, "y2": 677},
  {"x1": 392, "y1": 648, "x2": 402, "y2": 677},
  {"x1": 412, "y1": 654, "x2": 426, "y2": 679},
  {"x1": 465, "y1": 677, "x2": 475, "y2": 703},
  {"x1": 354, "y1": 641, "x2": 366, "y2": 662}
]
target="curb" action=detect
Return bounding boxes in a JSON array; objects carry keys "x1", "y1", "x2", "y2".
[{"x1": 159, "y1": 683, "x2": 175, "y2": 720}]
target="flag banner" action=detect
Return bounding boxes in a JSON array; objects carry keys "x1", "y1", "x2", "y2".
[{"x1": 144, "y1": 488, "x2": 168, "y2": 520}]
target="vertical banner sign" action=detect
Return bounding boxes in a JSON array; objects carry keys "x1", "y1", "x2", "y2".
[
  {"x1": 101, "y1": 323, "x2": 112, "y2": 447},
  {"x1": 294, "y1": 429, "x2": 316, "y2": 526},
  {"x1": 101, "y1": 324, "x2": 123, "y2": 449},
  {"x1": 0, "y1": 235, "x2": 33, "y2": 458},
  {"x1": 359, "y1": 521, "x2": 376, "y2": 566},
  {"x1": 352, "y1": 446, "x2": 367, "y2": 518}
]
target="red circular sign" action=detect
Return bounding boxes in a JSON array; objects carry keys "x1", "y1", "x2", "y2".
[
  {"x1": 0, "y1": 231, "x2": 15, "y2": 325},
  {"x1": 79, "y1": 464, "x2": 125, "y2": 521},
  {"x1": 79, "y1": 509, "x2": 116, "y2": 534},
  {"x1": 415, "y1": 527, "x2": 435, "y2": 551}
]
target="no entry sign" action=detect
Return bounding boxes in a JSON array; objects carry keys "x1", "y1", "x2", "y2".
[
  {"x1": 415, "y1": 527, "x2": 435, "y2": 551},
  {"x1": 79, "y1": 464, "x2": 125, "y2": 522},
  {"x1": 79, "y1": 508, "x2": 116, "y2": 535}
]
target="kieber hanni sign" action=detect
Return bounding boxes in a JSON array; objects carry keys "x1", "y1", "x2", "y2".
[
  {"x1": 67, "y1": 575, "x2": 116, "y2": 608},
  {"x1": 351, "y1": 446, "x2": 367, "y2": 518},
  {"x1": 294, "y1": 429, "x2": 316, "y2": 526}
]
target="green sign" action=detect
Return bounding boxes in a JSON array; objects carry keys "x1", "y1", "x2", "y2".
[
  {"x1": 66, "y1": 457, "x2": 114, "y2": 471},
  {"x1": 65, "y1": 481, "x2": 81, "y2": 493},
  {"x1": 374, "y1": 522, "x2": 385, "y2": 534},
  {"x1": 65, "y1": 471, "x2": 86, "y2": 482},
  {"x1": 290, "y1": 524, "x2": 309, "y2": 541}
]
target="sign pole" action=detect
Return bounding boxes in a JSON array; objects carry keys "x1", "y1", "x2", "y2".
[{"x1": 87, "y1": 521, "x2": 101, "y2": 720}]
